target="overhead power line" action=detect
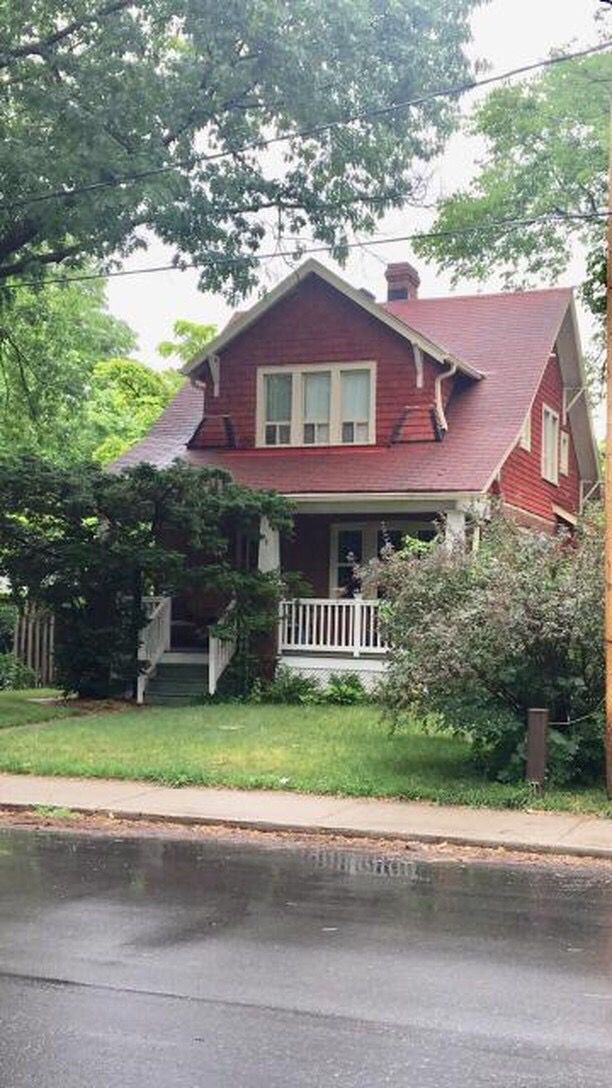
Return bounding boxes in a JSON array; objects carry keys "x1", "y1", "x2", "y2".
[
  {"x1": 2, "y1": 209, "x2": 607, "y2": 292},
  {"x1": 3, "y1": 40, "x2": 611, "y2": 215}
]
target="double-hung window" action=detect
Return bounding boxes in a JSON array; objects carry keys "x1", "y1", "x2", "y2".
[
  {"x1": 341, "y1": 369, "x2": 371, "y2": 444},
  {"x1": 303, "y1": 371, "x2": 331, "y2": 444},
  {"x1": 258, "y1": 363, "x2": 375, "y2": 447},
  {"x1": 264, "y1": 373, "x2": 292, "y2": 446},
  {"x1": 541, "y1": 404, "x2": 560, "y2": 485}
]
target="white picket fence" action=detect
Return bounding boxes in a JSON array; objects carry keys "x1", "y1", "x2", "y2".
[
  {"x1": 13, "y1": 604, "x2": 56, "y2": 686},
  {"x1": 279, "y1": 598, "x2": 388, "y2": 657}
]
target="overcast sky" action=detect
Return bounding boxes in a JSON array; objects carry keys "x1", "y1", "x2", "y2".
[{"x1": 106, "y1": 0, "x2": 607, "y2": 368}]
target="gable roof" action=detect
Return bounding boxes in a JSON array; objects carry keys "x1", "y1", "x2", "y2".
[
  {"x1": 112, "y1": 266, "x2": 599, "y2": 496},
  {"x1": 384, "y1": 286, "x2": 599, "y2": 489},
  {"x1": 182, "y1": 257, "x2": 484, "y2": 381}
]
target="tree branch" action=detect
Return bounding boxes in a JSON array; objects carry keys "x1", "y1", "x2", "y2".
[
  {"x1": 0, "y1": 1, "x2": 133, "y2": 69},
  {"x1": 0, "y1": 243, "x2": 84, "y2": 280},
  {"x1": 0, "y1": 219, "x2": 40, "y2": 265}
]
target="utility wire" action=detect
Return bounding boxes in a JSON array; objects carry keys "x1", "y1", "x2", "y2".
[
  {"x1": 3, "y1": 40, "x2": 611, "y2": 215},
  {"x1": 2, "y1": 210, "x2": 607, "y2": 292}
]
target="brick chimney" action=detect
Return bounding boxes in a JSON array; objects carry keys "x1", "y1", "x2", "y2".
[{"x1": 385, "y1": 261, "x2": 420, "y2": 301}]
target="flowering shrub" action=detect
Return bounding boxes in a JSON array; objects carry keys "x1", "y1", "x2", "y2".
[{"x1": 377, "y1": 511, "x2": 604, "y2": 785}]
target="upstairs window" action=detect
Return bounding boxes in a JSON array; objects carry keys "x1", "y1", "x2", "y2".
[
  {"x1": 264, "y1": 373, "x2": 292, "y2": 446},
  {"x1": 303, "y1": 371, "x2": 331, "y2": 444},
  {"x1": 541, "y1": 404, "x2": 559, "y2": 485},
  {"x1": 257, "y1": 363, "x2": 375, "y2": 447},
  {"x1": 341, "y1": 369, "x2": 371, "y2": 444}
]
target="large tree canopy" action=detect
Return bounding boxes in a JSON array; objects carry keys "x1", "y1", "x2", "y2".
[
  {"x1": 415, "y1": 53, "x2": 610, "y2": 319},
  {"x1": 82, "y1": 356, "x2": 185, "y2": 464},
  {"x1": 0, "y1": 276, "x2": 135, "y2": 461},
  {"x1": 0, "y1": 0, "x2": 481, "y2": 298}
]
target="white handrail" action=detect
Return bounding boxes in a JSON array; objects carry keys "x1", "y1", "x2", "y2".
[
  {"x1": 279, "y1": 598, "x2": 388, "y2": 657},
  {"x1": 208, "y1": 598, "x2": 237, "y2": 695},
  {"x1": 137, "y1": 596, "x2": 172, "y2": 703}
]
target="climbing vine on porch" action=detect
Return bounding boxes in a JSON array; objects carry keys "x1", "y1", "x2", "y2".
[{"x1": 0, "y1": 456, "x2": 292, "y2": 698}]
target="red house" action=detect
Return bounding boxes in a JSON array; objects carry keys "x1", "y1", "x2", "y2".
[{"x1": 114, "y1": 259, "x2": 600, "y2": 698}]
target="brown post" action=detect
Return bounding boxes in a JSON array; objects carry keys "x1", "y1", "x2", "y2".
[
  {"x1": 605, "y1": 98, "x2": 612, "y2": 798},
  {"x1": 526, "y1": 708, "x2": 549, "y2": 788}
]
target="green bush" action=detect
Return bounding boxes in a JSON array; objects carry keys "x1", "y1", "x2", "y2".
[
  {"x1": 246, "y1": 667, "x2": 369, "y2": 706},
  {"x1": 0, "y1": 456, "x2": 291, "y2": 699},
  {"x1": 0, "y1": 602, "x2": 16, "y2": 654},
  {"x1": 0, "y1": 653, "x2": 36, "y2": 690},
  {"x1": 325, "y1": 672, "x2": 367, "y2": 705},
  {"x1": 251, "y1": 665, "x2": 322, "y2": 705},
  {"x1": 378, "y1": 510, "x2": 604, "y2": 786}
]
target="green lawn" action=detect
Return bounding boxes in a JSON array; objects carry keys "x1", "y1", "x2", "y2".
[
  {"x1": 0, "y1": 689, "x2": 82, "y2": 730},
  {"x1": 0, "y1": 694, "x2": 611, "y2": 816}
]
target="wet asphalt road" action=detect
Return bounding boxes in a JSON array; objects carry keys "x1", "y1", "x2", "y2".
[{"x1": 1, "y1": 831, "x2": 612, "y2": 1087}]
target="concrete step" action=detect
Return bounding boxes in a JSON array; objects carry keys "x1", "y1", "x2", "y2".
[
  {"x1": 146, "y1": 684, "x2": 207, "y2": 697},
  {"x1": 143, "y1": 653, "x2": 209, "y2": 705},
  {"x1": 160, "y1": 651, "x2": 209, "y2": 666},
  {"x1": 153, "y1": 667, "x2": 207, "y2": 682},
  {"x1": 144, "y1": 693, "x2": 205, "y2": 706}
]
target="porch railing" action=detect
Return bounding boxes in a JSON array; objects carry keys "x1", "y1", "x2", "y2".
[
  {"x1": 279, "y1": 598, "x2": 389, "y2": 657},
  {"x1": 137, "y1": 596, "x2": 172, "y2": 703},
  {"x1": 208, "y1": 598, "x2": 237, "y2": 695}
]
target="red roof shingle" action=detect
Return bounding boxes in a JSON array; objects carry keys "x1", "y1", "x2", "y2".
[{"x1": 112, "y1": 285, "x2": 572, "y2": 495}]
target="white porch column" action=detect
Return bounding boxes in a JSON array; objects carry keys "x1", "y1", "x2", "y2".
[
  {"x1": 258, "y1": 516, "x2": 280, "y2": 572},
  {"x1": 444, "y1": 508, "x2": 466, "y2": 550}
]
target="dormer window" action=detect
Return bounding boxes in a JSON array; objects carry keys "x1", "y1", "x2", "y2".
[
  {"x1": 303, "y1": 371, "x2": 331, "y2": 444},
  {"x1": 264, "y1": 373, "x2": 292, "y2": 446},
  {"x1": 257, "y1": 362, "x2": 376, "y2": 447},
  {"x1": 341, "y1": 369, "x2": 371, "y2": 444}
]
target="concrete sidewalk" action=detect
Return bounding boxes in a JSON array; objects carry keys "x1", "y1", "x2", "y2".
[{"x1": 1, "y1": 772, "x2": 612, "y2": 858}]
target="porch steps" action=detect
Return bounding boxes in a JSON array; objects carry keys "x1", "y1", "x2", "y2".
[{"x1": 144, "y1": 654, "x2": 208, "y2": 706}]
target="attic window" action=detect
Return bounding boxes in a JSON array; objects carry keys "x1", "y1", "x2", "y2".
[
  {"x1": 264, "y1": 373, "x2": 292, "y2": 445},
  {"x1": 257, "y1": 362, "x2": 376, "y2": 448},
  {"x1": 341, "y1": 369, "x2": 371, "y2": 444}
]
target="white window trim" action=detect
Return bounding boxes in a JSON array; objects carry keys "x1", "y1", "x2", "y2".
[
  {"x1": 519, "y1": 410, "x2": 531, "y2": 452},
  {"x1": 329, "y1": 520, "x2": 433, "y2": 597},
  {"x1": 541, "y1": 403, "x2": 560, "y2": 486},
  {"x1": 560, "y1": 430, "x2": 569, "y2": 476},
  {"x1": 256, "y1": 361, "x2": 376, "y2": 448}
]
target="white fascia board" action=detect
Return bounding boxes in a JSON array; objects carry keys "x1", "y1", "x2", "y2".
[
  {"x1": 562, "y1": 299, "x2": 601, "y2": 483},
  {"x1": 181, "y1": 258, "x2": 484, "y2": 381},
  {"x1": 287, "y1": 490, "x2": 483, "y2": 515}
]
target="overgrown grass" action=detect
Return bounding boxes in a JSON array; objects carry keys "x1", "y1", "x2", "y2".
[
  {"x1": 0, "y1": 698, "x2": 611, "y2": 816},
  {"x1": 0, "y1": 689, "x2": 81, "y2": 730}
]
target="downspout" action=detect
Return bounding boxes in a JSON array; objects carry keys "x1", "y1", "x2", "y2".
[{"x1": 434, "y1": 360, "x2": 457, "y2": 433}]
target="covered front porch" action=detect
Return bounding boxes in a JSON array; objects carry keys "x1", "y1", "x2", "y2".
[
  {"x1": 267, "y1": 492, "x2": 473, "y2": 688},
  {"x1": 137, "y1": 493, "x2": 474, "y2": 700}
]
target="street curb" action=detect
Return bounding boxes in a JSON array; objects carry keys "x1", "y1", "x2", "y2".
[{"x1": 3, "y1": 799, "x2": 612, "y2": 862}]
